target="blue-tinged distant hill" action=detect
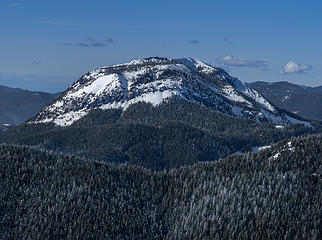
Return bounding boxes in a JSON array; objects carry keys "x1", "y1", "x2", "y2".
[
  {"x1": 0, "y1": 85, "x2": 59, "y2": 127},
  {"x1": 250, "y1": 81, "x2": 322, "y2": 121}
]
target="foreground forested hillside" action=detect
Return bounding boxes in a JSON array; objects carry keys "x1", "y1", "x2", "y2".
[{"x1": 1, "y1": 134, "x2": 321, "y2": 239}]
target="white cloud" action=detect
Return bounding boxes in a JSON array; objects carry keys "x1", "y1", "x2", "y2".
[
  {"x1": 220, "y1": 56, "x2": 268, "y2": 69},
  {"x1": 281, "y1": 61, "x2": 312, "y2": 74}
]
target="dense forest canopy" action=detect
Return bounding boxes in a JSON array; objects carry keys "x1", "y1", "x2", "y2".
[
  {"x1": 1, "y1": 100, "x2": 319, "y2": 170},
  {"x1": 1, "y1": 134, "x2": 321, "y2": 239}
]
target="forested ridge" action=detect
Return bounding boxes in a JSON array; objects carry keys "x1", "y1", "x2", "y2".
[
  {"x1": 1, "y1": 134, "x2": 321, "y2": 239},
  {"x1": 1, "y1": 100, "x2": 318, "y2": 170},
  {"x1": 250, "y1": 81, "x2": 322, "y2": 121}
]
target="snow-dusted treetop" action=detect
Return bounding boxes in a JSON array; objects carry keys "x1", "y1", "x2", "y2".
[{"x1": 30, "y1": 57, "x2": 312, "y2": 127}]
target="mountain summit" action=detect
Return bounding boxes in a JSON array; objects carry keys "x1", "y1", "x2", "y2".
[{"x1": 31, "y1": 57, "x2": 311, "y2": 127}]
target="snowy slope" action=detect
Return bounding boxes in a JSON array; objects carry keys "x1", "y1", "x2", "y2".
[{"x1": 30, "y1": 57, "x2": 312, "y2": 127}]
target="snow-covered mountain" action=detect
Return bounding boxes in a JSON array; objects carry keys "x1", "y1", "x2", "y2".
[{"x1": 30, "y1": 57, "x2": 311, "y2": 127}]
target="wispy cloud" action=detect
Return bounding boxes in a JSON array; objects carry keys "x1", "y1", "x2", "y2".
[
  {"x1": 219, "y1": 56, "x2": 268, "y2": 70},
  {"x1": 39, "y1": 20, "x2": 96, "y2": 27},
  {"x1": 105, "y1": 38, "x2": 114, "y2": 43},
  {"x1": 64, "y1": 43, "x2": 91, "y2": 47},
  {"x1": 40, "y1": 20, "x2": 198, "y2": 30},
  {"x1": 281, "y1": 61, "x2": 313, "y2": 74},
  {"x1": 8, "y1": 2, "x2": 21, "y2": 7},
  {"x1": 188, "y1": 40, "x2": 200, "y2": 44},
  {"x1": 63, "y1": 37, "x2": 114, "y2": 48}
]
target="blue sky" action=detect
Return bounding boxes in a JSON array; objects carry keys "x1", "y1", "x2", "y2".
[{"x1": 0, "y1": 0, "x2": 321, "y2": 92}]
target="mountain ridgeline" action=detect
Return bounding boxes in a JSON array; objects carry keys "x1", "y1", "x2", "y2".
[
  {"x1": 1, "y1": 57, "x2": 320, "y2": 170},
  {"x1": 0, "y1": 85, "x2": 59, "y2": 126},
  {"x1": 250, "y1": 81, "x2": 322, "y2": 121},
  {"x1": 1, "y1": 134, "x2": 321, "y2": 239}
]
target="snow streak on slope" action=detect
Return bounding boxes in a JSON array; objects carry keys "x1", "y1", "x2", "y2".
[{"x1": 30, "y1": 57, "x2": 312, "y2": 127}]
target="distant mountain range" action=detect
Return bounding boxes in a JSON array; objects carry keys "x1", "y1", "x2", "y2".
[
  {"x1": 250, "y1": 81, "x2": 322, "y2": 121},
  {"x1": 0, "y1": 85, "x2": 59, "y2": 127}
]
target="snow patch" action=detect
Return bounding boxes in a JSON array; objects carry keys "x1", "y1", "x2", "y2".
[
  {"x1": 52, "y1": 110, "x2": 88, "y2": 126},
  {"x1": 243, "y1": 88, "x2": 276, "y2": 112},
  {"x1": 123, "y1": 69, "x2": 147, "y2": 82},
  {"x1": 252, "y1": 145, "x2": 271, "y2": 153},
  {"x1": 269, "y1": 152, "x2": 281, "y2": 160},
  {"x1": 287, "y1": 141, "x2": 295, "y2": 152},
  {"x1": 222, "y1": 86, "x2": 250, "y2": 104},
  {"x1": 69, "y1": 74, "x2": 120, "y2": 98},
  {"x1": 101, "y1": 90, "x2": 176, "y2": 110}
]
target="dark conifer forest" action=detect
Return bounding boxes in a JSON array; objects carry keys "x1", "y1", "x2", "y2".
[
  {"x1": 0, "y1": 134, "x2": 321, "y2": 239},
  {"x1": 0, "y1": 100, "x2": 318, "y2": 170}
]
